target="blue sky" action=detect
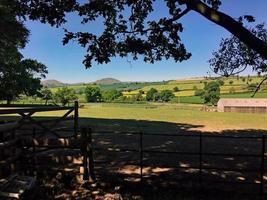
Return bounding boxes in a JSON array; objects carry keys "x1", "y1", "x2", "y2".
[{"x1": 21, "y1": 0, "x2": 267, "y2": 83}]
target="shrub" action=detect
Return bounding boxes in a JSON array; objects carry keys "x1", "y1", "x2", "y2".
[
  {"x1": 54, "y1": 87, "x2": 77, "y2": 106},
  {"x1": 202, "y1": 81, "x2": 220, "y2": 105},
  {"x1": 102, "y1": 89, "x2": 122, "y2": 102},
  {"x1": 159, "y1": 90, "x2": 175, "y2": 102},
  {"x1": 146, "y1": 88, "x2": 158, "y2": 101},
  {"x1": 173, "y1": 87, "x2": 179, "y2": 92},
  {"x1": 84, "y1": 86, "x2": 102, "y2": 102}
]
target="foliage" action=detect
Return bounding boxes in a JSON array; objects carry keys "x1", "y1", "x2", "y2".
[
  {"x1": 146, "y1": 88, "x2": 159, "y2": 101},
  {"x1": 0, "y1": 1, "x2": 47, "y2": 104},
  {"x1": 54, "y1": 87, "x2": 77, "y2": 106},
  {"x1": 217, "y1": 80, "x2": 224, "y2": 86},
  {"x1": 173, "y1": 87, "x2": 179, "y2": 92},
  {"x1": 209, "y1": 23, "x2": 267, "y2": 77},
  {"x1": 102, "y1": 89, "x2": 123, "y2": 102},
  {"x1": 159, "y1": 90, "x2": 175, "y2": 102},
  {"x1": 7, "y1": 0, "x2": 267, "y2": 67},
  {"x1": 0, "y1": 59, "x2": 47, "y2": 104},
  {"x1": 40, "y1": 88, "x2": 53, "y2": 105},
  {"x1": 84, "y1": 86, "x2": 102, "y2": 102},
  {"x1": 229, "y1": 80, "x2": 233, "y2": 85},
  {"x1": 202, "y1": 81, "x2": 220, "y2": 105}
]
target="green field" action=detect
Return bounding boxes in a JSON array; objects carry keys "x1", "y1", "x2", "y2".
[{"x1": 31, "y1": 103, "x2": 267, "y2": 132}]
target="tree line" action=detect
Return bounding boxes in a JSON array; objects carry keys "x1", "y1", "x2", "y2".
[{"x1": 38, "y1": 81, "x2": 223, "y2": 106}]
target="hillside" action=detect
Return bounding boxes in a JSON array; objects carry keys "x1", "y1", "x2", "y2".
[
  {"x1": 41, "y1": 79, "x2": 66, "y2": 88},
  {"x1": 94, "y1": 78, "x2": 121, "y2": 85}
]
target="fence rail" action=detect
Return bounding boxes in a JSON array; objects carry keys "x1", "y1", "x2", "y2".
[{"x1": 92, "y1": 130, "x2": 267, "y2": 196}]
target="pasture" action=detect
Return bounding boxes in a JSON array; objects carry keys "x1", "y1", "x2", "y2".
[
  {"x1": 1, "y1": 103, "x2": 267, "y2": 199},
  {"x1": 23, "y1": 103, "x2": 267, "y2": 199}
]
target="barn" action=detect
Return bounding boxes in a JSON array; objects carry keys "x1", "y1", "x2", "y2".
[{"x1": 217, "y1": 98, "x2": 267, "y2": 113}]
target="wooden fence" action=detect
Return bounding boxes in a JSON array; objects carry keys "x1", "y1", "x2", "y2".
[{"x1": 0, "y1": 102, "x2": 95, "y2": 182}]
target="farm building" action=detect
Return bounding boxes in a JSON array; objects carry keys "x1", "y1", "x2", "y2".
[{"x1": 217, "y1": 98, "x2": 267, "y2": 113}]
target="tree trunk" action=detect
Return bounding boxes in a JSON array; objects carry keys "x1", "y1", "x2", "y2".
[{"x1": 183, "y1": 0, "x2": 267, "y2": 60}]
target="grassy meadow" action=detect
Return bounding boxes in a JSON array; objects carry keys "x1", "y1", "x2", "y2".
[{"x1": 30, "y1": 103, "x2": 267, "y2": 132}]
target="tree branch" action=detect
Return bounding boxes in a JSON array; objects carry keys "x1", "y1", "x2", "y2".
[
  {"x1": 251, "y1": 76, "x2": 267, "y2": 97},
  {"x1": 182, "y1": 0, "x2": 267, "y2": 60}
]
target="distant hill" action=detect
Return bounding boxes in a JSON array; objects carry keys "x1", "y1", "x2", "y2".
[
  {"x1": 94, "y1": 78, "x2": 121, "y2": 85},
  {"x1": 41, "y1": 79, "x2": 66, "y2": 88}
]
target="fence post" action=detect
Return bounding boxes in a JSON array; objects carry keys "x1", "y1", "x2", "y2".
[
  {"x1": 140, "y1": 131, "x2": 143, "y2": 184},
  {"x1": 260, "y1": 135, "x2": 266, "y2": 196},
  {"x1": 81, "y1": 128, "x2": 89, "y2": 180},
  {"x1": 74, "y1": 101, "x2": 79, "y2": 138},
  {"x1": 199, "y1": 132, "x2": 203, "y2": 186},
  {"x1": 11, "y1": 129, "x2": 16, "y2": 173},
  {"x1": 32, "y1": 127, "x2": 36, "y2": 176},
  {"x1": 87, "y1": 127, "x2": 95, "y2": 182}
]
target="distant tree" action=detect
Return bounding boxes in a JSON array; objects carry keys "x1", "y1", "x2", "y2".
[
  {"x1": 138, "y1": 90, "x2": 145, "y2": 95},
  {"x1": 84, "y1": 86, "x2": 102, "y2": 102},
  {"x1": 54, "y1": 87, "x2": 77, "y2": 106},
  {"x1": 242, "y1": 77, "x2": 246, "y2": 82},
  {"x1": 173, "y1": 87, "x2": 179, "y2": 92},
  {"x1": 102, "y1": 89, "x2": 122, "y2": 102},
  {"x1": 217, "y1": 80, "x2": 224, "y2": 86},
  {"x1": 146, "y1": 88, "x2": 158, "y2": 101},
  {"x1": 40, "y1": 88, "x2": 53, "y2": 105},
  {"x1": 202, "y1": 81, "x2": 220, "y2": 105},
  {"x1": 159, "y1": 90, "x2": 175, "y2": 102},
  {"x1": 229, "y1": 80, "x2": 233, "y2": 85}
]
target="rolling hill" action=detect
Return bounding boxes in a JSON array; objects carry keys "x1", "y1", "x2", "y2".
[
  {"x1": 94, "y1": 78, "x2": 121, "y2": 85},
  {"x1": 41, "y1": 79, "x2": 66, "y2": 88}
]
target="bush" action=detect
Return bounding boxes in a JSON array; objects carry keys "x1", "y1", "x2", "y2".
[
  {"x1": 84, "y1": 86, "x2": 102, "y2": 102},
  {"x1": 202, "y1": 81, "x2": 220, "y2": 105},
  {"x1": 102, "y1": 89, "x2": 123, "y2": 102},
  {"x1": 173, "y1": 87, "x2": 179, "y2": 92},
  {"x1": 217, "y1": 79, "x2": 224, "y2": 86},
  {"x1": 54, "y1": 87, "x2": 77, "y2": 106},
  {"x1": 146, "y1": 88, "x2": 159, "y2": 101},
  {"x1": 159, "y1": 90, "x2": 175, "y2": 102}
]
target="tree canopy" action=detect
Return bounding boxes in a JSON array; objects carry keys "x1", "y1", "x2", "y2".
[
  {"x1": 209, "y1": 22, "x2": 267, "y2": 96},
  {"x1": 4, "y1": 0, "x2": 267, "y2": 69},
  {"x1": 209, "y1": 23, "x2": 267, "y2": 77},
  {"x1": 84, "y1": 86, "x2": 102, "y2": 102},
  {"x1": 54, "y1": 87, "x2": 77, "y2": 106},
  {"x1": 0, "y1": 0, "x2": 47, "y2": 104},
  {"x1": 202, "y1": 81, "x2": 220, "y2": 105}
]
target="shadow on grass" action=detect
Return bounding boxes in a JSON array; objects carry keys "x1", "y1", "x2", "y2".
[{"x1": 0, "y1": 115, "x2": 266, "y2": 199}]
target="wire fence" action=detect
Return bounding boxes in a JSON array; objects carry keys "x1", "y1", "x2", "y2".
[{"x1": 91, "y1": 131, "x2": 267, "y2": 196}]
